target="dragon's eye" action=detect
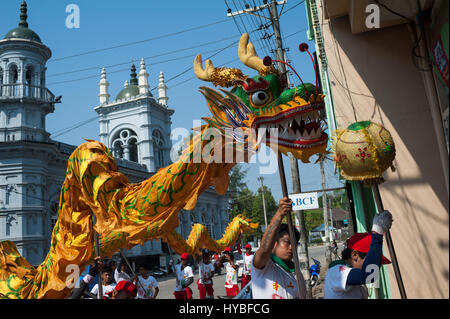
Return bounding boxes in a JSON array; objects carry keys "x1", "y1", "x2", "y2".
[{"x1": 250, "y1": 90, "x2": 271, "y2": 107}]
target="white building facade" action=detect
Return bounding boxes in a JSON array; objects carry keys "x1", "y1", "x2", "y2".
[{"x1": 0, "y1": 1, "x2": 229, "y2": 268}]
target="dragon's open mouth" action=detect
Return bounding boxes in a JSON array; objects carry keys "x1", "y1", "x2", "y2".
[{"x1": 252, "y1": 100, "x2": 328, "y2": 149}]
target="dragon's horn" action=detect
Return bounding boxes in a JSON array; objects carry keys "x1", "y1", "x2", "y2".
[
  {"x1": 238, "y1": 33, "x2": 275, "y2": 75},
  {"x1": 194, "y1": 54, "x2": 246, "y2": 87},
  {"x1": 194, "y1": 54, "x2": 216, "y2": 82}
]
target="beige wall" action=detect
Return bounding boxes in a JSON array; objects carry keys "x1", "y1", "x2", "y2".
[{"x1": 317, "y1": 5, "x2": 449, "y2": 298}]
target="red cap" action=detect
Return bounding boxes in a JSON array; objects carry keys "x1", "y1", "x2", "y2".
[
  {"x1": 180, "y1": 253, "x2": 189, "y2": 260},
  {"x1": 107, "y1": 280, "x2": 137, "y2": 297},
  {"x1": 347, "y1": 233, "x2": 391, "y2": 265},
  {"x1": 224, "y1": 247, "x2": 232, "y2": 252},
  {"x1": 244, "y1": 244, "x2": 252, "y2": 249}
]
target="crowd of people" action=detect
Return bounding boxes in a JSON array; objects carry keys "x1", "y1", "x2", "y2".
[{"x1": 69, "y1": 197, "x2": 393, "y2": 300}]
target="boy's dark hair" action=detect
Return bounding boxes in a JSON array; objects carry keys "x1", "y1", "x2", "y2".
[
  {"x1": 137, "y1": 264, "x2": 147, "y2": 270},
  {"x1": 222, "y1": 251, "x2": 234, "y2": 261},
  {"x1": 277, "y1": 223, "x2": 300, "y2": 243},
  {"x1": 102, "y1": 266, "x2": 113, "y2": 274},
  {"x1": 342, "y1": 248, "x2": 367, "y2": 260}
]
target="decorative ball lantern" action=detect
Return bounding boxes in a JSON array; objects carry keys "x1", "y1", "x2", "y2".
[{"x1": 333, "y1": 121, "x2": 396, "y2": 185}]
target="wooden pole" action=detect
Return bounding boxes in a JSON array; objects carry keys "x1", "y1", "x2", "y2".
[
  {"x1": 277, "y1": 152, "x2": 306, "y2": 299},
  {"x1": 92, "y1": 215, "x2": 103, "y2": 299},
  {"x1": 119, "y1": 249, "x2": 150, "y2": 299},
  {"x1": 371, "y1": 185, "x2": 407, "y2": 299}
]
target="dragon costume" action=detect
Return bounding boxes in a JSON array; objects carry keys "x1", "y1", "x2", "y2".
[{"x1": 0, "y1": 33, "x2": 328, "y2": 298}]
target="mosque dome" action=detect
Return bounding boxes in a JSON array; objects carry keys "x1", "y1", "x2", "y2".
[
  {"x1": 3, "y1": 1, "x2": 42, "y2": 43},
  {"x1": 116, "y1": 64, "x2": 153, "y2": 100}
]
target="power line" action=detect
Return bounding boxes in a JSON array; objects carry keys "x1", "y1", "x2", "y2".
[
  {"x1": 280, "y1": 0, "x2": 306, "y2": 16},
  {"x1": 47, "y1": 34, "x2": 241, "y2": 78},
  {"x1": 48, "y1": 18, "x2": 232, "y2": 63},
  {"x1": 9, "y1": 189, "x2": 55, "y2": 204},
  {"x1": 47, "y1": 47, "x2": 234, "y2": 86},
  {"x1": 251, "y1": 0, "x2": 273, "y2": 57},
  {"x1": 51, "y1": 116, "x2": 98, "y2": 138},
  {"x1": 47, "y1": 26, "x2": 261, "y2": 87},
  {"x1": 237, "y1": 0, "x2": 269, "y2": 57}
]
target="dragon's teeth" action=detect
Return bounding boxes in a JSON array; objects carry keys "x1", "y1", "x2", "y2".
[{"x1": 287, "y1": 127, "x2": 295, "y2": 135}]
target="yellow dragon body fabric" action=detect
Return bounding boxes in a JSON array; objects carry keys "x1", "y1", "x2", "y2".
[
  {"x1": 0, "y1": 136, "x2": 255, "y2": 299},
  {"x1": 0, "y1": 33, "x2": 328, "y2": 298}
]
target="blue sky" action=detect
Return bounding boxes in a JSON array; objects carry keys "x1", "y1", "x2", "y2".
[{"x1": 1, "y1": 0, "x2": 343, "y2": 202}]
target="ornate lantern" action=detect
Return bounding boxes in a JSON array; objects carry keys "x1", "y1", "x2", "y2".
[{"x1": 332, "y1": 121, "x2": 396, "y2": 185}]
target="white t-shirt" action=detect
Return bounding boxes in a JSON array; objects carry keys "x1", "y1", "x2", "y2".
[
  {"x1": 90, "y1": 283, "x2": 116, "y2": 297},
  {"x1": 243, "y1": 253, "x2": 254, "y2": 276},
  {"x1": 225, "y1": 262, "x2": 238, "y2": 288},
  {"x1": 114, "y1": 268, "x2": 132, "y2": 284},
  {"x1": 251, "y1": 258, "x2": 298, "y2": 299},
  {"x1": 198, "y1": 262, "x2": 215, "y2": 285},
  {"x1": 174, "y1": 264, "x2": 194, "y2": 292},
  {"x1": 323, "y1": 264, "x2": 368, "y2": 299},
  {"x1": 135, "y1": 275, "x2": 159, "y2": 299}
]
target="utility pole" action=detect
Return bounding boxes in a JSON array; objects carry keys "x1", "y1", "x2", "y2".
[
  {"x1": 268, "y1": 0, "x2": 312, "y2": 298},
  {"x1": 227, "y1": 0, "x2": 311, "y2": 299},
  {"x1": 320, "y1": 157, "x2": 331, "y2": 266},
  {"x1": 258, "y1": 176, "x2": 268, "y2": 230},
  {"x1": 329, "y1": 197, "x2": 333, "y2": 233}
]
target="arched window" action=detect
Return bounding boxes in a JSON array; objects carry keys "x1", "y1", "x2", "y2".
[
  {"x1": 50, "y1": 202, "x2": 58, "y2": 235},
  {"x1": 0, "y1": 67, "x2": 3, "y2": 97},
  {"x1": 190, "y1": 211, "x2": 196, "y2": 225},
  {"x1": 9, "y1": 64, "x2": 18, "y2": 84},
  {"x1": 111, "y1": 128, "x2": 139, "y2": 162},
  {"x1": 152, "y1": 129, "x2": 165, "y2": 169},
  {"x1": 202, "y1": 213, "x2": 214, "y2": 239},
  {"x1": 25, "y1": 65, "x2": 34, "y2": 84}
]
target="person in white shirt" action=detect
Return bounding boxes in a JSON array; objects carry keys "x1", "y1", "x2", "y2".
[
  {"x1": 196, "y1": 250, "x2": 215, "y2": 299},
  {"x1": 324, "y1": 210, "x2": 393, "y2": 299},
  {"x1": 135, "y1": 264, "x2": 159, "y2": 299},
  {"x1": 218, "y1": 247, "x2": 240, "y2": 297},
  {"x1": 173, "y1": 253, "x2": 194, "y2": 299},
  {"x1": 242, "y1": 244, "x2": 254, "y2": 289},
  {"x1": 114, "y1": 258, "x2": 132, "y2": 284},
  {"x1": 90, "y1": 267, "x2": 116, "y2": 298},
  {"x1": 252, "y1": 197, "x2": 306, "y2": 299}
]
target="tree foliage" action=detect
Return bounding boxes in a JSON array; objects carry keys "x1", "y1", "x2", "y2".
[
  {"x1": 227, "y1": 165, "x2": 278, "y2": 241},
  {"x1": 250, "y1": 185, "x2": 277, "y2": 239}
]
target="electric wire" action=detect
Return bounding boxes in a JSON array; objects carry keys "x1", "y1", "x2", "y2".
[
  {"x1": 47, "y1": 34, "x2": 242, "y2": 78},
  {"x1": 280, "y1": 0, "x2": 306, "y2": 16},
  {"x1": 48, "y1": 18, "x2": 232, "y2": 63},
  {"x1": 237, "y1": 0, "x2": 269, "y2": 57}
]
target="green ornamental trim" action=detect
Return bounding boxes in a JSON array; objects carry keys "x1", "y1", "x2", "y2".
[{"x1": 348, "y1": 121, "x2": 371, "y2": 131}]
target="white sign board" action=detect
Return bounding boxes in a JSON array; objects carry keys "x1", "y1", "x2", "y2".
[{"x1": 289, "y1": 192, "x2": 319, "y2": 211}]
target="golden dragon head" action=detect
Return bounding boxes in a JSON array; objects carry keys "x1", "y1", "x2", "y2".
[{"x1": 194, "y1": 33, "x2": 328, "y2": 163}]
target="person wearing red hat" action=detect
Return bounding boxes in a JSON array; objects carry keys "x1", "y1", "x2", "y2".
[
  {"x1": 105, "y1": 280, "x2": 137, "y2": 299},
  {"x1": 173, "y1": 253, "x2": 194, "y2": 299},
  {"x1": 241, "y1": 244, "x2": 253, "y2": 289},
  {"x1": 324, "y1": 210, "x2": 393, "y2": 299},
  {"x1": 218, "y1": 247, "x2": 240, "y2": 297},
  {"x1": 196, "y1": 250, "x2": 215, "y2": 299}
]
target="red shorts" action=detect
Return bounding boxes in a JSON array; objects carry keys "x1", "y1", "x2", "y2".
[
  {"x1": 173, "y1": 287, "x2": 193, "y2": 299},
  {"x1": 241, "y1": 275, "x2": 251, "y2": 289},
  {"x1": 225, "y1": 284, "x2": 240, "y2": 297},
  {"x1": 197, "y1": 279, "x2": 214, "y2": 299}
]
